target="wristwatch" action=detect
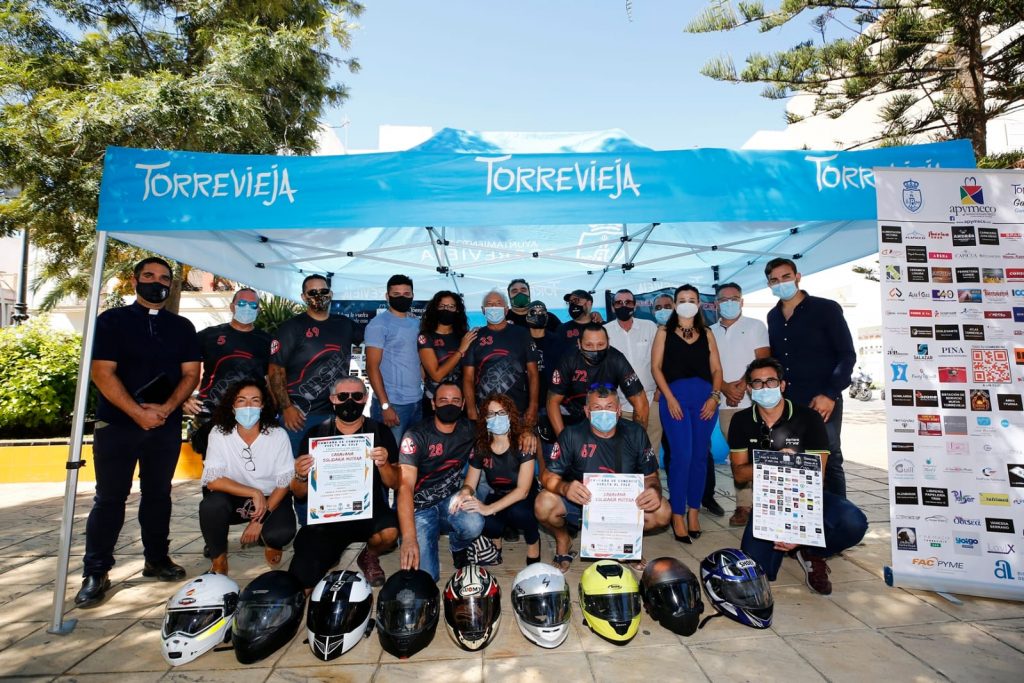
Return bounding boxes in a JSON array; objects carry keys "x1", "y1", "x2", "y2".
[{"x1": 381, "y1": 402, "x2": 391, "y2": 411}]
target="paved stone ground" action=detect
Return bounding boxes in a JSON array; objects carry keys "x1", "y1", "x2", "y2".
[{"x1": 0, "y1": 399, "x2": 1022, "y2": 681}]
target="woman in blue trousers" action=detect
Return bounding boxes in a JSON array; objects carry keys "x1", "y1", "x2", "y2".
[{"x1": 652, "y1": 284, "x2": 724, "y2": 543}]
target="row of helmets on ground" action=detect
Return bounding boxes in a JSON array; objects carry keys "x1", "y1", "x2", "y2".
[{"x1": 159, "y1": 548, "x2": 774, "y2": 665}]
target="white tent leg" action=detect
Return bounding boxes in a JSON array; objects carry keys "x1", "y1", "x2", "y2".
[{"x1": 48, "y1": 230, "x2": 108, "y2": 635}]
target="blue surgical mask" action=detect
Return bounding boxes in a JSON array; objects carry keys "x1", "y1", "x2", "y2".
[
  {"x1": 718, "y1": 300, "x2": 741, "y2": 320},
  {"x1": 589, "y1": 409, "x2": 617, "y2": 432},
  {"x1": 484, "y1": 306, "x2": 506, "y2": 324},
  {"x1": 234, "y1": 406, "x2": 261, "y2": 429},
  {"x1": 486, "y1": 414, "x2": 510, "y2": 435},
  {"x1": 751, "y1": 387, "x2": 783, "y2": 409},
  {"x1": 233, "y1": 303, "x2": 258, "y2": 325},
  {"x1": 654, "y1": 308, "x2": 672, "y2": 326},
  {"x1": 770, "y1": 281, "x2": 799, "y2": 301}
]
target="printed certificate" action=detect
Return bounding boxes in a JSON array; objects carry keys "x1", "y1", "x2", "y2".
[
  {"x1": 752, "y1": 449, "x2": 825, "y2": 548},
  {"x1": 307, "y1": 434, "x2": 374, "y2": 524},
  {"x1": 580, "y1": 473, "x2": 644, "y2": 560}
]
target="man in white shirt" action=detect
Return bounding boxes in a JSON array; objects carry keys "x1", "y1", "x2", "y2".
[
  {"x1": 605, "y1": 289, "x2": 662, "y2": 451},
  {"x1": 709, "y1": 282, "x2": 770, "y2": 527}
]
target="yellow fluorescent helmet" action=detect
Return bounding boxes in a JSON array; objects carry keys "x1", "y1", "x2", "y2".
[{"x1": 579, "y1": 560, "x2": 641, "y2": 643}]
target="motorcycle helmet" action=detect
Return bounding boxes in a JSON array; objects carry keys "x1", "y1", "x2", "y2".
[
  {"x1": 700, "y1": 548, "x2": 773, "y2": 629},
  {"x1": 640, "y1": 557, "x2": 703, "y2": 636},
  {"x1": 233, "y1": 570, "x2": 306, "y2": 663},
  {"x1": 511, "y1": 562, "x2": 571, "y2": 648},
  {"x1": 578, "y1": 560, "x2": 641, "y2": 643},
  {"x1": 307, "y1": 570, "x2": 374, "y2": 660},
  {"x1": 161, "y1": 573, "x2": 239, "y2": 666},
  {"x1": 376, "y1": 569, "x2": 440, "y2": 659},
  {"x1": 443, "y1": 564, "x2": 502, "y2": 651}
]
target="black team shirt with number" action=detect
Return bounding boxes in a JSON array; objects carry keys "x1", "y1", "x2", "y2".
[
  {"x1": 462, "y1": 325, "x2": 538, "y2": 412},
  {"x1": 470, "y1": 445, "x2": 536, "y2": 494},
  {"x1": 270, "y1": 313, "x2": 361, "y2": 415},
  {"x1": 546, "y1": 420, "x2": 658, "y2": 482},
  {"x1": 399, "y1": 418, "x2": 475, "y2": 509},
  {"x1": 196, "y1": 323, "x2": 272, "y2": 414},
  {"x1": 417, "y1": 331, "x2": 462, "y2": 398},
  {"x1": 549, "y1": 347, "x2": 644, "y2": 423}
]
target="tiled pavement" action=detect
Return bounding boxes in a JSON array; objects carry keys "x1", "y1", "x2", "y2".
[{"x1": 1, "y1": 405, "x2": 1023, "y2": 680}]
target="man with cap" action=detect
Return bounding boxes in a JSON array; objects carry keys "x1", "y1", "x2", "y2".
[{"x1": 506, "y1": 278, "x2": 561, "y2": 331}]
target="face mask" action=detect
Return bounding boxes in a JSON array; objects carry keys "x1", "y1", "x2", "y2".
[
  {"x1": 568, "y1": 303, "x2": 587, "y2": 320},
  {"x1": 233, "y1": 303, "x2": 258, "y2": 325},
  {"x1": 751, "y1": 387, "x2": 783, "y2": 409},
  {"x1": 613, "y1": 306, "x2": 634, "y2": 322},
  {"x1": 527, "y1": 313, "x2": 548, "y2": 329},
  {"x1": 770, "y1": 281, "x2": 799, "y2": 301},
  {"x1": 307, "y1": 293, "x2": 331, "y2": 312},
  {"x1": 676, "y1": 302, "x2": 699, "y2": 319},
  {"x1": 484, "y1": 306, "x2": 506, "y2": 324},
  {"x1": 437, "y1": 309, "x2": 458, "y2": 326},
  {"x1": 589, "y1": 409, "x2": 617, "y2": 432},
  {"x1": 389, "y1": 295, "x2": 413, "y2": 313},
  {"x1": 580, "y1": 348, "x2": 608, "y2": 366},
  {"x1": 234, "y1": 406, "x2": 261, "y2": 429},
  {"x1": 486, "y1": 414, "x2": 510, "y2": 435},
  {"x1": 718, "y1": 300, "x2": 741, "y2": 320},
  {"x1": 654, "y1": 308, "x2": 672, "y2": 326},
  {"x1": 333, "y1": 400, "x2": 364, "y2": 422},
  {"x1": 435, "y1": 403, "x2": 463, "y2": 424},
  {"x1": 136, "y1": 281, "x2": 170, "y2": 304},
  {"x1": 510, "y1": 292, "x2": 530, "y2": 308}
]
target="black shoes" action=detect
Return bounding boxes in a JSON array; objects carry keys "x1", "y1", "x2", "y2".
[
  {"x1": 703, "y1": 498, "x2": 725, "y2": 517},
  {"x1": 502, "y1": 527, "x2": 520, "y2": 543},
  {"x1": 143, "y1": 557, "x2": 187, "y2": 581},
  {"x1": 75, "y1": 573, "x2": 111, "y2": 608},
  {"x1": 452, "y1": 548, "x2": 470, "y2": 570}
]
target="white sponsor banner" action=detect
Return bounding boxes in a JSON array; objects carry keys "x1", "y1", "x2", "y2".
[{"x1": 876, "y1": 167, "x2": 1024, "y2": 600}]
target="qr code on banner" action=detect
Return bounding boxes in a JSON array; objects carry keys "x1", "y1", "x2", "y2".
[{"x1": 971, "y1": 347, "x2": 1011, "y2": 384}]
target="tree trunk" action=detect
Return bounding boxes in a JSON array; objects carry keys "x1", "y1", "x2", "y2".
[
  {"x1": 164, "y1": 262, "x2": 183, "y2": 315},
  {"x1": 955, "y1": 5, "x2": 988, "y2": 159}
]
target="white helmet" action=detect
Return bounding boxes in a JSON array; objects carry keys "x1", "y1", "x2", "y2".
[
  {"x1": 161, "y1": 573, "x2": 239, "y2": 666},
  {"x1": 511, "y1": 563, "x2": 571, "y2": 648},
  {"x1": 307, "y1": 570, "x2": 374, "y2": 660}
]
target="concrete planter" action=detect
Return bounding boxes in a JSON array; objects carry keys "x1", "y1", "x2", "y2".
[{"x1": 0, "y1": 439, "x2": 203, "y2": 483}]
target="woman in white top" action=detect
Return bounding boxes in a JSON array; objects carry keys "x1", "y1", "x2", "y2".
[{"x1": 199, "y1": 379, "x2": 296, "y2": 574}]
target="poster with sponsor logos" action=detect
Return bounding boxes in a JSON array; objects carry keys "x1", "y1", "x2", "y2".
[{"x1": 876, "y1": 168, "x2": 1024, "y2": 600}]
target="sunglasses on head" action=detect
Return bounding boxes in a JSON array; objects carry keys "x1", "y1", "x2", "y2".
[
  {"x1": 306, "y1": 288, "x2": 331, "y2": 297},
  {"x1": 332, "y1": 391, "x2": 366, "y2": 402}
]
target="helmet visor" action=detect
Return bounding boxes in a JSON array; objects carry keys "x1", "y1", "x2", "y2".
[
  {"x1": 310, "y1": 597, "x2": 372, "y2": 637},
  {"x1": 582, "y1": 592, "x2": 640, "y2": 623},
  {"x1": 446, "y1": 596, "x2": 499, "y2": 637},
  {"x1": 649, "y1": 582, "x2": 700, "y2": 616},
  {"x1": 379, "y1": 599, "x2": 434, "y2": 635},
  {"x1": 514, "y1": 589, "x2": 571, "y2": 627},
  {"x1": 234, "y1": 602, "x2": 298, "y2": 636},
  {"x1": 720, "y1": 574, "x2": 773, "y2": 609},
  {"x1": 162, "y1": 608, "x2": 222, "y2": 638}
]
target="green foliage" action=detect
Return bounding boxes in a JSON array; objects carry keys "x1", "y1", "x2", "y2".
[
  {"x1": 0, "y1": 0, "x2": 364, "y2": 307},
  {"x1": 0, "y1": 317, "x2": 84, "y2": 438},
  {"x1": 685, "y1": 1, "x2": 1024, "y2": 157},
  {"x1": 254, "y1": 294, "x2": 303, "y2": 335},
  {"x1": 977, "y1": 150, "x2": 1024, "y2": 169}
]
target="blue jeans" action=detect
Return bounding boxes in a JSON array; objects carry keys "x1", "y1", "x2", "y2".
[
  {"x1": 662, "y1": 378, "x2": 718, "y2": 514},
  {"x1": 741, "y1": 490, "x2": 867, "y2": 580},
  {"x1": 281, "y1": 410, "x2": 333, "y2": 527},
  {"x1": 412, "y1": 493, "x2": 485, "y2": 581},
  {"x1": 823, "y1": 396, "x2": 847, "y2": 499},
  {"x1": 371, "y1": 398, "x2": 422, "y2": 447}
]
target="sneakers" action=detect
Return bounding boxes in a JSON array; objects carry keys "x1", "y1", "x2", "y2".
[
  {"x1": 729, "y1": 506, "x2": 751, "y2": 527},
  {"x1": 357, "y1": 546, "x2": 386, "y2": 587},
  {"x1": 794, "y1": 549, "x2": 832, "y2": 595}
]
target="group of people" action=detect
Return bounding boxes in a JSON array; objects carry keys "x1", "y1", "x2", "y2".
[{"x1": 74, "y1": 256, "x2": 867, "y2": 610}]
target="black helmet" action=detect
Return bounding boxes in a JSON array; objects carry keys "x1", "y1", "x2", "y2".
[
  {"x1": 376, "y1": 569, "x2": 440, "y2": 659},
  {"x1": 443, "y1": 565, "x2": 502, "y2": 651},
  {"x1": 307, "y1": 570, "x2": 374, "y2": 660},
  {"x1": 700, "y1": 548, "x2": 773, "y2": 629},
  {"x1": 233, "y1": 570, "x2": 306, "y2": 663},
  {"x1": 640, "y1": 557, "x2": 704, "y2": 636}
]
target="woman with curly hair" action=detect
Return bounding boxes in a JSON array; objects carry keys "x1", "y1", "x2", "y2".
[
  {"x1": 417, "y1": 290, "x2": 477, "y2": 416},
  {"x1": 199, "y1": 379, "x2": 296, "y2": 574},
  {"x1": 453, "y1": 393, "x2": 541, "y2": 566}
]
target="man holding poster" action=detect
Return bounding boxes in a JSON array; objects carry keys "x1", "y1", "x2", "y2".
[
  {"x1": 728, "y1": 358, "x2": 867, "y2": 596},
  {"x1": 535, "y1": 387, "x2": 670, "y2": 572}
]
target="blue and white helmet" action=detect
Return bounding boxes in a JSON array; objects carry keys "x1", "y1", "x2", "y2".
[{"x1": 700, "y1": 549, "x2": 773, "y2": 629}]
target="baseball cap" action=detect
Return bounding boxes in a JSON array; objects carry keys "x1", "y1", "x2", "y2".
[
  {"x1": 525, "y1": 301, "x2": 548, "y2": 327},
  {"x1": 563, "y1": 289, "x2": 593, "y2": 303}
]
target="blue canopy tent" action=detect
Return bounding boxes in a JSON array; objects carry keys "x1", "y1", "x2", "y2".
[{"x1": 48, "y1": 129, "x2": 975, "y2": 634}]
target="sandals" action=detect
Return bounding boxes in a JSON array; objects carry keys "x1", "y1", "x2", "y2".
[{"x1": 553, "y1": 552, "x2": 576, "y2": 574}]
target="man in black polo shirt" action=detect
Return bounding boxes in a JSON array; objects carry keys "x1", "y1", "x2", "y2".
[
  {"x1": 397, "y1": 382, "x2": 485, "y2": 581},
  {"x1": 289, "y1": 376, "x2": 399, "y2": 589},
  {"x1": 76, "y1": 257, "x2": 201, "y2": 607},
  {"x1": 765, "y1": 258, "x2": 856, "y2": 498},
  {"x1": 728, "y1": 357, "x2": 867, "y2": 595},
  {"x1": 547, "y1": 322, "x2": 649, "y2": 435},
  {"x1": 535, "y1": 387, "x2": 670, "y2": 572}
]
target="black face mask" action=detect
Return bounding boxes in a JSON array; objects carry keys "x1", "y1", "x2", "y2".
[
  {"x1": 136, "y1": 281, "x2": 170, "y2": 304},
  {"x1": 389, "y1": 295, "x2": 413, "y2": 313},
  {"x1": 437, "y1": 309, "x2": 458, "y2": 326},
  {"x1": 527, "y1": 314, "x2": 548, "y2": 330},
  {"x1": 333, "y1": 400, "x2": 364, "y2": 422},
  {"x1": 613, "y1": 306, "x2": 634, "y2": 322},
  {"x1": 569, "y1": 304, "x2": 587, "y2": 320},
  {"x1": 434, "y1": 404, "x2": 462, "y2": 424},
  {"x1": 580, "y1": 348, "x2": 608, "y2": 366}
]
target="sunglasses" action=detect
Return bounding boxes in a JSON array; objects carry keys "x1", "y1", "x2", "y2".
[
  {"x1": 332, "y1": 391, "x2": 366, "y2": 402},
  {"x1": 234, "y1": 300, "x2": 258, "y2": 310},
  {"x1": 305, "y1": 288, "x2": 331, "y2": 297},
  {"x1": 240, "y1": 446, "x2": 255, "y2": 472},
  {"x1": 612, "y1": 300, "x2": 636, "y2": 308}
]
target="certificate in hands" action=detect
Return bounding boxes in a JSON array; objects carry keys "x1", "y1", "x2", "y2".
[
  {"x1": 307, "y1": 434, "x2": 374, "y2": 524},
  {"x1": 580, "y1": 473, "x2": 644, "y2": 560}
]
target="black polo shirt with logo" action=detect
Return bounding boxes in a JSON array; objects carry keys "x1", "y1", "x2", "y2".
[{"x1": 726, "y1": 400, "x2": 830, "y2": 463}]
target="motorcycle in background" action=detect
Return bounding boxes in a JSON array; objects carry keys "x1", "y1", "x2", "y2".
[{"x1": 848, "y1": 368, "x2": 873, "y2": 402}]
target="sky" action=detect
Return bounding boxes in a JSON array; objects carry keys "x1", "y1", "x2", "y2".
[{"x1": 326, "y1": 1, "x2": 815, "y2": 151}]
